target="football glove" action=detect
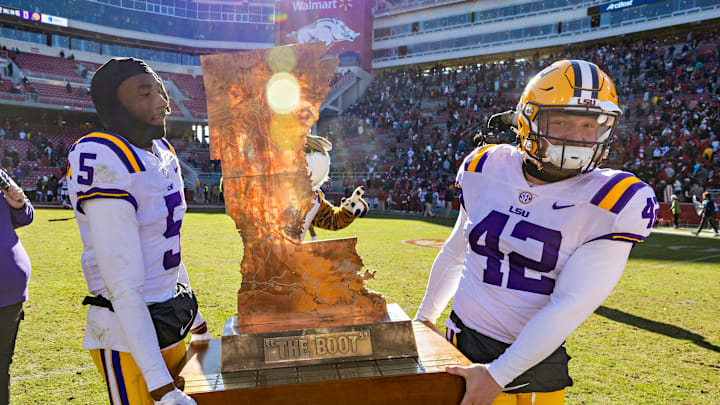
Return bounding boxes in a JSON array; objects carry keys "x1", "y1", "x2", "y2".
[
  {"x1": 190, "y1": 331, "x2": 213, "y2": 342},
  {"x1": 154, "y1": 388, "x2": 196, "y2": 405},
  {"x1": 473, "y1": 110, "x2": 518, "y2": 146},
  {"x1": 341, "y1": 186, "x2": 368, "y2": 217}
]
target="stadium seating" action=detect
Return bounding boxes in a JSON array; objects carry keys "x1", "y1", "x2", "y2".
[{"x1": 15, "y1": 53, "x2": 83, "y2": 81}]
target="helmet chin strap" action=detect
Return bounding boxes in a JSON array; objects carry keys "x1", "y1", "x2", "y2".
[{"x1": 523, "y1": 158, "x2": 576, "y2": 183}]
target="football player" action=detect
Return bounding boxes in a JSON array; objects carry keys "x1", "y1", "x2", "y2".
[
  {"x1": 68, "y1": 58, "x2": 209, "y2": 405},
  {"x1": 415, "y1": 60, "x2": 659, "y2": 405}
]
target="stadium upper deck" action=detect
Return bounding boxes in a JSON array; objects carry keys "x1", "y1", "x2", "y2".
[
  {"x1": 2, "y1": 0, "x2": 275, "y2": 43},
  {"x1": 371, "y1": 0, "x2": 720, "y2": 68}
]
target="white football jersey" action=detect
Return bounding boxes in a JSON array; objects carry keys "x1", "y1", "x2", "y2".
[
  {"x1": 452, "y1": 144, "x2": 658, "y2": 344},
  {"x1": 68, "y1": 132, "x2": 185, "y2": 303}
]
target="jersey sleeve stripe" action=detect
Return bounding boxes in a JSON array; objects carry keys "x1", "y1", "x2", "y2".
[
  {"x1": 590, "y1": 172, "x2": 633, "y2": 206},
  {"x1": 465, "y1": 144, "x2": 495, "y2": 173},
  {"x1": 589, "y1": 232, "x2": 646, "y2": 244},
  {"x1": 76, "y1": 132, "x2": 146, "y2": 173},
  {"x1": 75, "y1": 187, "x2": 138, "y2": 214},
  {"x1": 316, "y1": 189, "x2": 324, "y2": 203},
  {"x1": 608, "y1": 181, "x2": 646, "y2": 214},
  {"x1": 595, "y1": 176, "x2": 642, "y2": 212}
]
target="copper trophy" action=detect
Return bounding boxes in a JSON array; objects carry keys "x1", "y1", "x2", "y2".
[{"x1": 178, "y1": 43, "x2": 470, "y2": 404}]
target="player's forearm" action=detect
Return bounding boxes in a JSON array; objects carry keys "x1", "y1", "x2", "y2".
[
  {"x1": 487, "y1": 240, "x2": 631, "y2": 387},
  {"x1": 416, "y1": 208, "x2": 468, "y2": 322},
  {"x1": 85, "y1": 198, "x2": 173, "y2": 391}
]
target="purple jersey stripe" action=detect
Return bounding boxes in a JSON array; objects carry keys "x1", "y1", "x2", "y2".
[
  {"x1": 76, "y1": 188, "x2": 138, "y2": 214},
  {"x1": 99, "y1": 349, "x2": 115, "y2": 405},
  {"x1": 111, "y1": 351, "x2": 130, "y2": 405},
  {"x1": 463, "y1": 148, "x2": 481, "y2": 171},
  {"x1": 78, "y1": 137, "x2": 137, "y2": 174},
  {"x1": 590, "y1": 172, "x2": 633, "y2": 205},
  {"x1": 96, "y1": 131, "x2": 146, "y2": 171},
  {"x1": 610, "y1": 182, "x2": 646, "y2": 214},
  {"x1": 456, "y1": 184, "x2": 465, "y2": 211},
  {"x1": 472, "y1": 152, "x2": 490, "y2": 173}
]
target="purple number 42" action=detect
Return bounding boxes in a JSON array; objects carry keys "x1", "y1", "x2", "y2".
[
  {"x1": 641, "y1": 197, "x2": 659, "y2": 229},
  {"x1": 469, "y1": 210, "x2": 562, "y2": 295}
]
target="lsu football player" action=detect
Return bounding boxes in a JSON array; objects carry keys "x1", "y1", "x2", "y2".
[
  {"x1": 415, "y1": 60, "x2": 659, "y2": 405},
  {"x1": 301, "y1": 134, "x2": 368, "y2": 239},
  {"x1": 68, "y1": 58, "x2": 208, "y2": 405}
]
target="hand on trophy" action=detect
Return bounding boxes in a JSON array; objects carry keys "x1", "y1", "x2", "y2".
[
  {"x1": 446, "y1": 363, "x2": 503, "y2": 405},
  {"x1": 417, "y1": 319, "x2": 443, "y2": 336},
  {"x1": 154, "y1": 387, "x2": 197, "y2": 405},
  {"x1": 190, "y1": 321, "x2": 212, "y2": 342},
  {"x1": 341, "y1": 186, "x2": 368, "y2": 217}
]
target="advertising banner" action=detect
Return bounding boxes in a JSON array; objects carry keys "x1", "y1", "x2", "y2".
[{"x1": 273, "y1": 0, "x2": 375, "y2": 71}]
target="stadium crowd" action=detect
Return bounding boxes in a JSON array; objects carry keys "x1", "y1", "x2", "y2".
[
  {"x1": 0, "y1": 29, "x2": 718, "y2": 214},
  {"x1": 321, "y1": 29, "x2": 720, "y2": 214}
]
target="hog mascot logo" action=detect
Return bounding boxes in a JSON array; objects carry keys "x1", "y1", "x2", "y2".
[{"x1": 288, "y1": 18, "x2": 360, "y2": 47}]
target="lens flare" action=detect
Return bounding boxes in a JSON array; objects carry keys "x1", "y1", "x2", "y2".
[{"x1": 266, "y1": 72, "x2": 300, "y2": 114}]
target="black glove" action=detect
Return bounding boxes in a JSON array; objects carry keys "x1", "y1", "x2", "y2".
[{"x1": 473, "y1": 110, "x2": 518, "y2": 146}]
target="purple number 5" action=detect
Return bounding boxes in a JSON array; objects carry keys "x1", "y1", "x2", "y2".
[
  {"x1": 77, "y1": 153, "x2": 96, "y2": 185},
  {"x1": 469, "y1": 210, "x2": 561, "y2": 295},
  {"x1": 163, "y1": 191, "x2": 183, "y2": 270}
]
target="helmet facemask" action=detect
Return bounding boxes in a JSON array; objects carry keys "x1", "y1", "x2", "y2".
[{"x1": 522, "y1": 103, "x2": 619, "y2": 175}]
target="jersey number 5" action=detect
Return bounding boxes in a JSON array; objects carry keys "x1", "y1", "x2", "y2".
[
  {"x1": 163, "y1": 191, "x2": 183, "y2": 270},
  {"x1": 469, "y1": 210, "x2": 562, "y2": 295}
]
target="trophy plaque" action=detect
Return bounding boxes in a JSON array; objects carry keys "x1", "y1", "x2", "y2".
[{"x1": 178, "y1": 43, "x2": 470, "y2": 403}]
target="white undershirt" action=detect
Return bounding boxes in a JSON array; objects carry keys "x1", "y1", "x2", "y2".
[{"x1": 416, "y1": 206, "x2": 632, "y2": 388}]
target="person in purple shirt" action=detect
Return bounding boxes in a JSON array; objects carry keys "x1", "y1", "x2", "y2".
[{"x1": 0, "y1": 169, "x2": 32, "y2": 405}]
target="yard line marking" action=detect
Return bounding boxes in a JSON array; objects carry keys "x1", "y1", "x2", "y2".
[
  {"x1": 628, "y1": 254, "x2": 720, "y2": 272},
  {"x1": 11, "y1": 365, "x2": 96, "y2": 382}
]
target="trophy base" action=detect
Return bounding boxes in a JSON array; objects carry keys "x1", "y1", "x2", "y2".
[
  {"x1": 180, "y1": 319, "x2": 471, "y2": 404},
  {"x1": 221, "y1": 303, "x2": 417, "y2": 372}
]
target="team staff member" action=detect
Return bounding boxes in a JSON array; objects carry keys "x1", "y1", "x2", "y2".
[
  {"x1": 68, "y1": 58, "x2": 210, "y2": 405},
  {"x1": 693, "y1": 191, "x2": 718, "y2": 236},
  {"x1": 416, "y1": 60, "x2": 658, "y2": 405},
  {"x1": 670, "y1": 195, "x2": 681, "y2": 229},
  {"x1": 0, "y1": 169, "x2": 33, "y2": 405}
]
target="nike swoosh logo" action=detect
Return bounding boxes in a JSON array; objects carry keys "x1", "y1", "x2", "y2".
[
  {"x1": 504, "y1": 382, "x2": 530, "y2": 391},
  {"x1": 179, "y1": 310, "x2": 194, "y2": 336},
  {"x1": 552, "y1": 202, "x2": 575, "y2": 209}
]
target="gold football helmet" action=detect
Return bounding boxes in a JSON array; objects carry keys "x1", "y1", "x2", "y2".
[{"x1": 517, "y1": 60, "x2": 622, "y2": 174}]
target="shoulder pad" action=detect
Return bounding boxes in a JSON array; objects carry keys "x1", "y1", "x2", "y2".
[
  {"x1": 70, "y1": 132, "x2": 146, "y2": 174},
  {"x1": 462, "y1": 144, "x2": 497, "y2": 174},
  {"x1": 590, "y1": 172, "x2": 648, "y2": 214}
]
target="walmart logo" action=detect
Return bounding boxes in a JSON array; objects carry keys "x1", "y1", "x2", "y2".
[{"x1": 338, "y1": 0, "x2": 352, "y2": 11}]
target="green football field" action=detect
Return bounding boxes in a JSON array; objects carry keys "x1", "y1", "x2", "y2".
[{"x1": 10, "y1": 209, "x2": 720, "y2": 404}]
